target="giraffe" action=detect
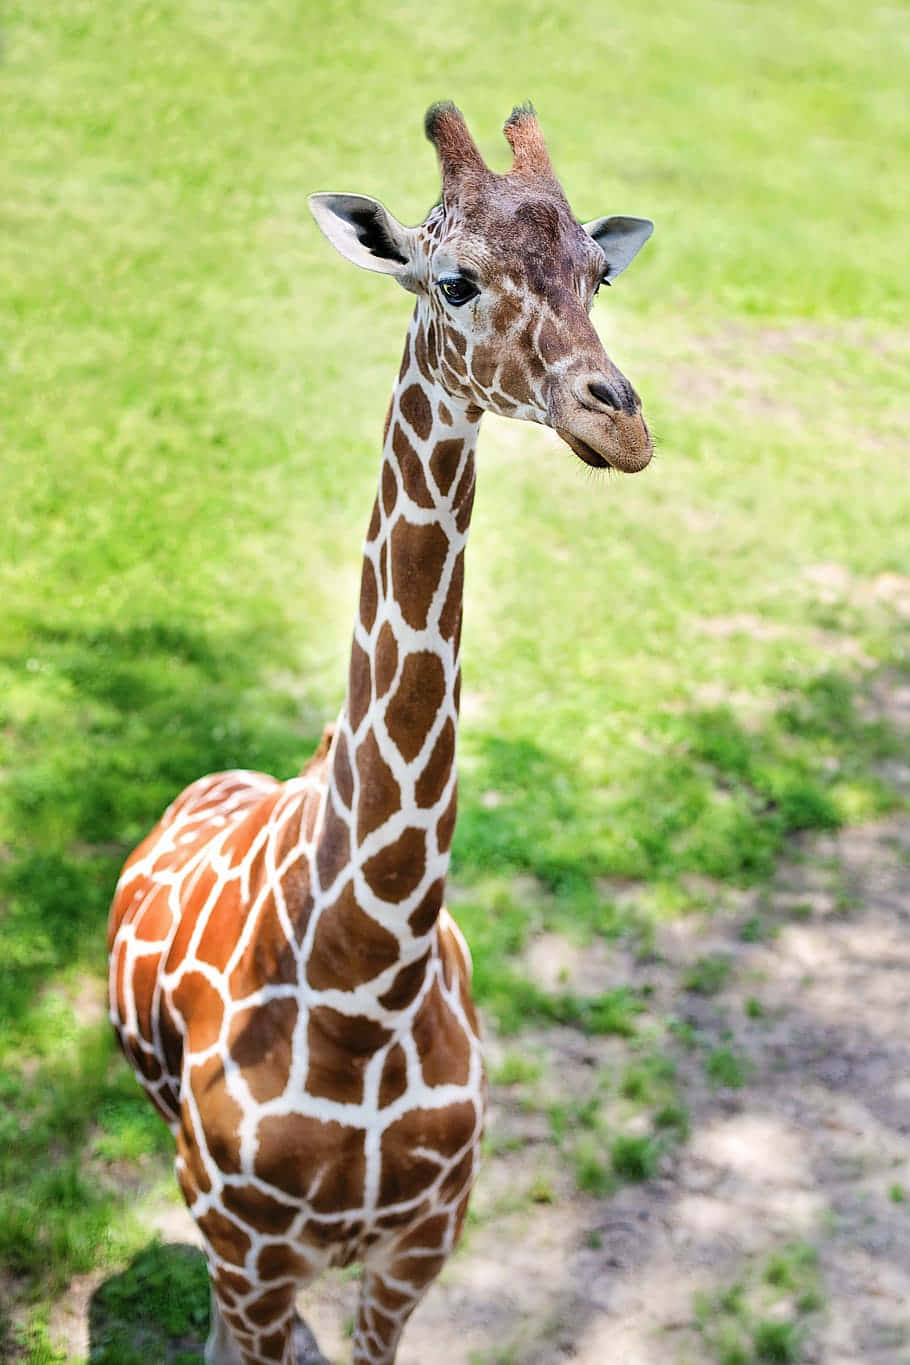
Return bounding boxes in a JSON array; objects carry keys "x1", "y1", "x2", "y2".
[{"x1": 107, "y1": 102, "x2": 654, "y2": 1365}]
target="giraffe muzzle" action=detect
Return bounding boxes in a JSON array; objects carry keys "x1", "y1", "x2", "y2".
[{"x1": 550, "y1": 371, "x2": 653, "y2": 473}]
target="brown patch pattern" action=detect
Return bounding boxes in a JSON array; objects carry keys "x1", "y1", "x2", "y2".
[
  {"x1": 385, "y1": 651, "x2": 447, "y2": 763},
  {"x1": 362, "y1": 826, "x2": 427, "y2": 902},
  {"x1": 228, "y1": 997, "x2": 298, "y2": 1104},
  {"x1": 307, "y1": 1005, "x2": 391, "y2": 1104},
  {"x1": 255, "y1": 1113, "x2": 366, "y2": 1211},
  {"x1": 392, "y1": 426, "x2": 435, "y2": 508},
  {"x1": 429, "y1": 437, "x2": 463, "y2": 495},
  {"x1": 439, "y1": 550, "x2": 464, "y2": 643},
  {"x1": 415, "y1": 719, "x2": 455, "y2": 809},
  {"x1": 355, "y1": 729, "x2": 400, "y2": 839},
  {"x1": 306, "y1": 882, "x2": 400, "y2": 991},
  {"x1": 374, "y1": 621, "x2": 399, "y2": 698},
  {"x1": 399, "y1": 383, "x2": 433, "y2": 440},
  {"x1": 389, "y1": 518, "x2": 449, "y2": 630}
]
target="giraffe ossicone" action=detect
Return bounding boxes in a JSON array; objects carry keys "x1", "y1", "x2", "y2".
[{"x1": 108, "y1": 102, "x2": 654, "y2": 1365}]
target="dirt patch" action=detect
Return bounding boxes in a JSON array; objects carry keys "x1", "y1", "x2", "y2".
[{"x1": 388, "y1": 814, "x2": 910, "y2": 1364}]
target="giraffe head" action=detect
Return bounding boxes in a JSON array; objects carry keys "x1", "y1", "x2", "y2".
[{"x1": 310, "y1": 103, "x2": 654, "y2": 473}]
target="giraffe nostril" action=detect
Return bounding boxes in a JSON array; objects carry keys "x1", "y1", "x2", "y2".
[
  {"x1": 587, "y1": 380, "x2": 621, "y2": 410},
  {"x1": 586, "y1": 376, "x2": 639, "y2": 415}
]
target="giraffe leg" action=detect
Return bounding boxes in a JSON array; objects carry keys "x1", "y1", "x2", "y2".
[
  {"x1": 352, "y1": 1193, "x2": 473, "y2": 1364},
  {"x1": 203, "y1": 1274, "x2": 324, "y2": 1365},
  {"x1": 352, "y1": 1254, "x2": 446, "y2": 1365},
  {"x1": 204, "y1": 1287, "x2": 245, "y2": 1365}
]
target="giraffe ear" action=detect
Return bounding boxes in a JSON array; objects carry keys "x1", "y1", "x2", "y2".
[
  {"x1": 583, "y1": 215, "x2": 654, "y2": 282},
  {"x1": 308, "y1": 193, "x2": 416, "y2": 283}
]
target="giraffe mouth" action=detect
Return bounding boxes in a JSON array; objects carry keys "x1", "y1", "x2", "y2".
[
  {"x1": 554, "y1": 410, "x2": 652, "y2": 474},
  {"x1": 557, "y1": 430, "x2": 613, "y2": 470}
]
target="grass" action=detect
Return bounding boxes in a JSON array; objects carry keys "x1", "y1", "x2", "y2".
[
  {"x1": 684, "y1": 954, "x2": 734, "y2": 996},
  {"x1": 609, "y1": 1134, "x2": 661, "y2": 1183},
  {"x1": 573, "y1": 1138, "x2": 616, "y2": 1197},
  {"x1": 466, "y1": 946, "x2": 648, "y2": 1035},
  {"x1": 619, "y1": 1053, "x2": 675, "y2": 1102},
  {"x1": 88, "y1": 1242, "x2": 210, "y2": 1364},
  {"x1": 1, "y1": 0, "x2": 909, "y2": 1358},
  {"x1": 695, "y1": 1243, "x2": 823, "y2": 1364},
  {"x1": 537, "y1": 1041, "x2": 687, "y2": 1197},
  {"x1": 706, "y1": 1045, "x2": 751, "y2": 1090},
  {"x1": 489, "y1": 1052, "x2": 544, "y2": 1087}
]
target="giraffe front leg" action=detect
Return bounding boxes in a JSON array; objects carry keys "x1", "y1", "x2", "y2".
[
  {"x1": 353, "y1": 1241, "x2": 452, "y2": 1365},
  {"x1": 352, "y1": 1268, "x2": 428, "y2": 1365},
  {"x1": 204, "y1": 1267, "x2": 325, "y2": 1365},
  {"x1": 205, "y1": 1286, "x2": 245, "y2": 1365},
  {"x1": 353, "y1": 1187, "x2": 475, "y2": 1363}
]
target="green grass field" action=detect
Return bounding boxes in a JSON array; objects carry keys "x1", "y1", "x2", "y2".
[{"x1": 2, "y1": 1, "x2": 908, "y2": 1360}]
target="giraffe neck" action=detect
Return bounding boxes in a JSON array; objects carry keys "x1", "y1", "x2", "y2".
[{"x1": 314, "y1": 310, "x2": 480, "y2": 966}]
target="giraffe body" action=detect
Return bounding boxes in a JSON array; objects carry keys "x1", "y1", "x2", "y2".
[{"x1": 109, "y1": 104, "x2": 654, "y2": 1363}]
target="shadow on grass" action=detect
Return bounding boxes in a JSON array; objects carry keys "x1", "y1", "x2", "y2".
[
  {"x1": 0, "y1": 613, "x2": 322, "y2": 1302},
  {"x1": 453, "y1": 658, "x2": 907, "y2": 1031},
  {"x1": 0, "y1": 616, "x2": 321, "y2": 1040},
  {"x1": 457, "y1": 662, "x2": 904, "y2": 891},
  {"x1": 89, "y1": 1241, "x2": 334, "y2": 1365},
  {"x1": 88, "y1": 1241, "x2": 209, "y2": 1364}
]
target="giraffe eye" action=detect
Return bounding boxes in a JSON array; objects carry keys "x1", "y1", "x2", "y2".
[{"x1": 438, "y1": 275, "x2": 479, "y2": 307}]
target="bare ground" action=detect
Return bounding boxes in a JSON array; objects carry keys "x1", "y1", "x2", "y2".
[
  {"x1": 46, "y1": 812, "x2": 910, "y2": 1364},
  {"x1": 375, "y1": 815, "x2": 910, "y2": 1364}
]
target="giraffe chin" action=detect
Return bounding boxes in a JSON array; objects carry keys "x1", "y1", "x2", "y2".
[{"x1": 556, "y1": 421, "x2": 653, "y2": 475}]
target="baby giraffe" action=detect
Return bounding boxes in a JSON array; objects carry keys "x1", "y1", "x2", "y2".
[{"x1": 108, "y1": 102, "x2": 654, "y2": 1365}]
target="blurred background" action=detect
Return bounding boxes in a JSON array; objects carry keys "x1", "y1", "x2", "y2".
[{"x1": 1, "y1": 2, "x2": 908, "y2": 1361}]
